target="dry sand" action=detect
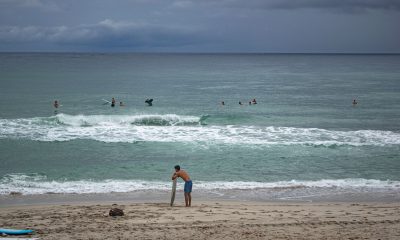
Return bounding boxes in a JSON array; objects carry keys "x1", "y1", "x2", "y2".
[{"x1": 1, "y1": 201, "x2": 400, "y2": 239}]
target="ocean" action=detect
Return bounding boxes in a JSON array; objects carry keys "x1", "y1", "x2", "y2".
[{"x1": 1, "y1": 53, "x2": 399, "y2": 201}]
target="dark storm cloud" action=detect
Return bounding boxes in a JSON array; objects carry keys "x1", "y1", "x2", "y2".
[
  {"x1": 0, "y1": 0, "x2": 399, "y2": 52},
  {"x1": 184, "y1": 0, "x2": 400, "y2": 12},
  {"x1": 266, "y1": 0, "x2": 400, "y2": 11}
]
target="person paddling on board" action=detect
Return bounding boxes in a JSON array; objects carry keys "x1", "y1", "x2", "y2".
[
  {"x1": 111, "y1": 98, "x2": 116, "y2": 107},
  {"x1": 172, "y1": 165, "x2": 192, "y2": 207}
]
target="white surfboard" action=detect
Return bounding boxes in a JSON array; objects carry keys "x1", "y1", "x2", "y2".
[
  {"x1": 170, "y1": 179, "x2": 177, "y2": 206},
  {"x1": 102, "y1": 99, "x2": 111, "y2": 105}
]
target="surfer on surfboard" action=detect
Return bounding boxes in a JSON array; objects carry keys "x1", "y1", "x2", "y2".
[
  {"x1": 145, "y1": 98, "x2": 153, "y2": 106},
  {"x1": 172, "y1": 165, "x2": 192, "y2": 207}
]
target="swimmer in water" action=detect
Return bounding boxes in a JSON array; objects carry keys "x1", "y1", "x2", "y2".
[
  {"x1": 53, "y1": 100, "x2": 59, "y2": 108},
  {"x1": 119, "y1": 101, "x2": 124, "y2": 106},
  {"x1": 352, "y1": 99, "x2": 358, "y2": 106},
  {"x1": 111, "y1": 98, "x2": 116, "y2": 107}
]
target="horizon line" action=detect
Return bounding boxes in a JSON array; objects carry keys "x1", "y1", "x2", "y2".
[{"x1": 0, "y1": 51, "x2": 399, "y2": 55}]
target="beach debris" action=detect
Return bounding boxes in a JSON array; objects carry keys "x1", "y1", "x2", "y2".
[{"x1": 109, "y1": 208, "x2": 124, "y2": 216}]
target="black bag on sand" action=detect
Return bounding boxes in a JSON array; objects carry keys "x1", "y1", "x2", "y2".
[{"x1": 109, "y1": 208, "x2": 124, "y2": 216}]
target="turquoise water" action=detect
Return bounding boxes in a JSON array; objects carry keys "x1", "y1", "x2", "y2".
[{"x1": 0, "y1": 53, "x2": 399, "y2": 197}]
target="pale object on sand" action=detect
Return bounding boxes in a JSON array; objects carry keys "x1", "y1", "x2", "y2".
[{"x1": 170, "y1": 179, "x2": 177, "y2": 206}]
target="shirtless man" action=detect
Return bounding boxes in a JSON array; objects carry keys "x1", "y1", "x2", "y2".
[{"x1": 172, "y1": 165, "x2": 192, "y2": 207}]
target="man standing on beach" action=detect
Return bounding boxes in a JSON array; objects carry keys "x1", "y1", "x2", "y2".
[{"x1": 172, "y1": 165, "x2": 192, "y2": 207}]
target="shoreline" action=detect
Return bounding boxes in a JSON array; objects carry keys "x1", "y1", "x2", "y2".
[
  {"x1": 1, "y1": 199, "x2": 399, "y2": 239},
  {"x1": 1, "y1": 188, "x2": 400, "y2": 207}
]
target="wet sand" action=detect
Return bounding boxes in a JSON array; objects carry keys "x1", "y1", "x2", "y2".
[{"x1": 1, "y1": 201, "x2": 400, "y2": 239}]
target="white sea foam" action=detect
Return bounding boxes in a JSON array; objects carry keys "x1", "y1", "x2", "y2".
[
  {"x1": 0, "y1": 114, "x2": 399, "y2": 146},
  {"x1": 55, "y1": 113, "x2": 202, "y2": 126},
  {"x1": 1, "y1": 174, "x2": 400, "y2": 195}
]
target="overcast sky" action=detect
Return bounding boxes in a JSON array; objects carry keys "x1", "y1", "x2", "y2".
[{"x1": 0, "y1": 0, "x2": 399, "y2": 53}]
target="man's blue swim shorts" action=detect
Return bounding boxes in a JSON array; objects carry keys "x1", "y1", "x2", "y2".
[{"x1": 184, "y1": 180, "x2": 192, "y2": 193}]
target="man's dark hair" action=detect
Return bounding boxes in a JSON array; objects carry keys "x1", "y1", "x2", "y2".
[{"x1": 174, "y1": 165, "x2": 180, "y2": 171}]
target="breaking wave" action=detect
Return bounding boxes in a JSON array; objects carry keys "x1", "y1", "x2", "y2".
[
  {"x1": 0, "y1": 114, "x2": 399, "y2": 146},
  {"x1": 54, "y1": 113, "x2": 204, "y2": 126},
  {"x1": 1, "y1": 174, "x2": 399, "y2": 195}
]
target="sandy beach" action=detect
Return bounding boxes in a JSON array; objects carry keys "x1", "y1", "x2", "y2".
[{"x1": 1, "y1": 200, "x2": 400, "y2": 240}]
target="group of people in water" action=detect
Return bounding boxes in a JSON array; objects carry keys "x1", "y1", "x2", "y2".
[
  {"x1": 222, "y1": 98, "x2": 258, "y2": 106},
  {"x1": 54, "y1": 98, "x2": 359, "y2": 109},
  {"x1": 110, "y1": 98, "x2": 153, "y2": 107},
  {"x1": 110, "y1": 98, "x2": 125, "y2": 107},
  {"x1": 53, "y1": 97, "x2": 154, "y2": 109}
]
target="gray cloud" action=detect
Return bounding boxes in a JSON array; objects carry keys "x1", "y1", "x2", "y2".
[
  {"x1": 174, "y1": 0, "x2": 400, "y2": 12},
  {"x1": 262, "y1": 0, "x2": 400, "y2": 12},
  {"x1": 0, "y1": 19, "x2": 202, "y2": 50},
  {"x1": 0, "y1": 0, "x2": 61, "y2": 11},
  {"x1": 0, "y1": 0, "x2": 399, "y2": 52}
]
